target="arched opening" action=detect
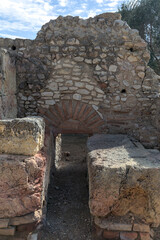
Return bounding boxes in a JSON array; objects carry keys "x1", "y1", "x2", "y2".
[{"x1": 39, "y1": 100, "x2": 105, "y2": 135}]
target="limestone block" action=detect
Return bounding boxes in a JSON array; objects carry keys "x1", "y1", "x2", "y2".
[
  {"x1": 95, "y1": 218, "x2": 132, "y2": 231},
  {"x1": 138, "y1": 71, "x2": 145, "y2": 79},
  {"x1": 0, "y1": 49, "x2": 16, "y2": 95},
  {"x1": 0, "y1": 117, "x2": 45, "y2": 155},
  {"x1": 87, "y1": 134, "x2": 160, "y2": 225},
  {"x1": 133, "y1": 223, "x2": 150, "y2": 232},
  {"x1": 109, "y1": 65, "x2": 117, "y2": 72},
  {"x1": 41, "y1": 92, "x2": 53, "y2": 97},
  {"x1": 85, "y1": 59, "x2": 92, "y2": 64},
  {"x1": 75, "y1": 82, "x2": 84, "y2": 88},
  {"x1": 66, "y1": 38, "x2": 80, "y2": 45},
  {"x1": 93, "y1": 58, "x2": 101, "y2": 64},
  {"x1": 0, "y1": 153, "x2": 46, "y2": 218},
  {"x1": 128, "y1": 56, "x2": 138, "y2": 62},
  {"x1": 9, "y1": 210, "x2": 42, "y2": 225},
  {"x1": 0, "y1": 49, "x2": 17, "y2": 119},
  {"x1": 0, "y1": 226, "x2": 15, "y2": 236},
  {"x1": 45, "y1": 100, "x2": 55, "y2": 105},
  {"x1": 123, "y1": 80, "x2": 129, "y2": 87},
  {"x1": 0, "y1": 95, "x2": 17, "y2": 119},
  {"x1": 86, "y1": 84, "x2": 94, "y2": 91},
  {"x1": 73, "y1": 93, "x2": 81, "y2": 100},
  {"x1": 120, "y1": 232, "x2": 138, "y2": 240},
  {"x1": 50, "y1": 46, "x2": 59, "y2": 52},
  {"x1": 0, "y1": 219, "x2": 9, "y2": 228},
  {"x1": 74, "y1": 57, "x2": 84, "y2": 62},
  {"x1": 77, "y1": 89, "x2": 89, "y2": 95},
  {"x1": 95, "y1": 65, "x2": 102, "y2": 71}
]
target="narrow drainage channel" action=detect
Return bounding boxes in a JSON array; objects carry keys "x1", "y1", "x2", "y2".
[{"x1": 39, "y1": 134, "x2": 92, "y2": 240}]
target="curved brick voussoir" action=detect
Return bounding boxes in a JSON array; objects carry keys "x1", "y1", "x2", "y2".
[{"x1": 39, "y1": 100, "x2": 105, "y2": 134}]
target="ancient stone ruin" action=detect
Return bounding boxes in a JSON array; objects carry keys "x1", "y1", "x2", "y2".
[{"x1": 0, "y1": 12, "x2": 160, "y2": 240}]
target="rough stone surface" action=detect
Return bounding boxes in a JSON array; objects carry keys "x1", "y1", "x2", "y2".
[
  {"x1": 0, "y1": 153, "x2": 46, "y2": 218},
  {"x1": 0, "y1": 48, "x2": 17, "y2": 119},
  {"x1": 0, "y1": 219, "x2": 9, "y2": 228},
  {"x1": 95, "y1": 218, "x2": 132, "y2": 231},
  {"x1": 140, "y1": 232, "x2": 151, "y2": 240},
  {"x1": 87, "y1": 134, "x2": 160, "y2": 225},
  {"x1": 133, "y1": 223, "x2": 150, "y2": 232},
  {"x1": 0, "y1": 117, "x2": 45, "y2": 155},
  {"x1": 0, "y1": 227, "x2": 15, "y2": 236},
  {"x1": 0, "y1": 11, "x2": 159, "y2": 239},
  {"x1": 120, "y1": 232, "x2": 138, "y2": 240},
  {"x1": 9, "y1": 210, "x2": 42, "y2": 226},
  {"x1": 0, "y1": 12, "x2": 159, "y2": 148},
  {"x1": 103, "y1": 230, "x2": 119, "y2": 239}
]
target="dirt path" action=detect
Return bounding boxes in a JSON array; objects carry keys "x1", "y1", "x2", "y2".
[{"x1": 38, "y1": 134, "x2": 92, "y2": 240}]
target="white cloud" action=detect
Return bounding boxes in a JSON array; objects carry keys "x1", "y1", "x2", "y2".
[
  {"x1": 73, "y1": 9, "x2": 84, "y2": 15},
  {"x1": 87, "y1": 10, "x2": 96, "y2": 18},
  {"x1": 87, "y1": 9, "x2": 102, "y2": 18},
  {"x1": 107, "y1": 0, "x2": 119, "y2": 7},
  {"x1": 58, "y1": 0, "x2": 68, "y2": 7},
  {"x1": 0, "y1": 0, "x2": 57, "y2": 33},
  {"x1": 0, "y1": 20, "x2": 31, "y2": 32},
  {"x1": 81, "y1": 3, "x2": 87, "y2": 9},
  {"x1": 96, "y1": 0, "x2": 104, "y2": 3},
  {"x1": 0, "y1": 33, "x2": 25, "y2": 39},
  {"x1": 0, "y1": 0, "x2": 122, "y2": 39}
]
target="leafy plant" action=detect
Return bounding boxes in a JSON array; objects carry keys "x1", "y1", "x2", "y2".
[{"x1": 119, "y1": 0, "x2": 160, "y2": 75}]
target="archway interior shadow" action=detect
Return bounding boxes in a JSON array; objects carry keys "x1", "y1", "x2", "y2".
[{"x1": 40, "y1": 134, "x2": 92, "y2": 240}]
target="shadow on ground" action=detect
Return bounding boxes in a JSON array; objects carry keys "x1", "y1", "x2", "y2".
[{"x1": 38, "y1": 134, "x2": 92, "y2": 240}]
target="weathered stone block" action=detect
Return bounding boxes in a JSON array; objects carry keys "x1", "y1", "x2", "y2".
[
  {"x1": 0, "y1": 117, "x2": 45, "y2": 155},
  {"x1": 0, "y1": 49, "x2": 17, "y2": 119},
  {"x1": 0, "y1": 226, "x2": 15, "y2": 236},
  {"x1": 139, "y1": 232, "x2": 151, "y2": 240},
  {"x1": 120, "y1": 232, "x2": 138, "y2": 240},
  {"x1": 95, "y1": 217, "x2": 132, "y2": 231},
  {"x1": 0, "y1": 219, "x2": 9, "y2": 228},
  {"x1": 9, "y1": 210, "x2": 42, "y2": 226},
  {"x1": 133, "y1": 223, "x2": 150, "y2": 232},
  {"x1": 103, "y1": 230, "x2": 119, "y2": 239},
  {"x1": 0, "y1": 153, "x2": 46, "y2": 218},
  {"x1": 87, "y1": 134, "x2": 160, "y2": 225},
  {"x1": 17, "y1": 222, "x2": 37, "y2": 233}
]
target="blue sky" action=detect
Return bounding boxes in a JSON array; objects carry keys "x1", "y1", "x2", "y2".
[{"x1": 0, "y1": 0, "x2": 124, "y2": 40}]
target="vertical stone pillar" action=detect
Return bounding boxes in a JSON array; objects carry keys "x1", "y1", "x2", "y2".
[
  {"x1": 0, "y1": 117, "x2": 54, "y2": 240},
  {"x1": 0, "y1": 48, "x2": 17, "y2": 119}
]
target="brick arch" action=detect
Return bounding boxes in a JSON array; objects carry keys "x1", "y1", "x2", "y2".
[{"x1": 39, "y1": 100, "x2": 105, "y2": 134}]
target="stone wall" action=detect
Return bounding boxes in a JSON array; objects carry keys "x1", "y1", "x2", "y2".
[
  {"x1": 0, "y1": 48, "x2": 17, "y2": 119},
  {"x1": 0, "y1": 117, "x2": 54, "y2": 240},
  {"x1": 0, "y1": 12, "x2": 159, "y2": 145}
]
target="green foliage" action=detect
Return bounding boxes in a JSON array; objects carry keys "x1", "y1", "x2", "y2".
[{"x1": 118, "y1": 0, "x2": 160, "y2": 75}]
